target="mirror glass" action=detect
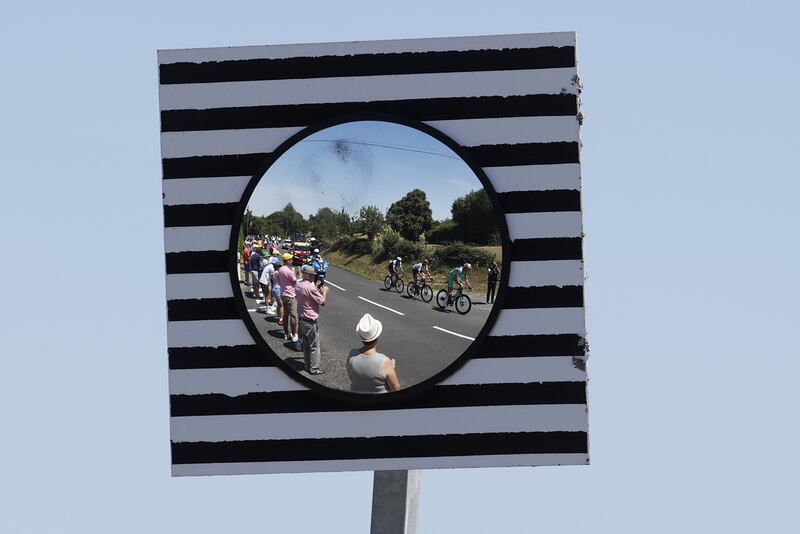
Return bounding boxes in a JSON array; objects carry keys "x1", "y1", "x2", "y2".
[{"x1": 236, "y1": 120, "x2": 504, "y2": 394}]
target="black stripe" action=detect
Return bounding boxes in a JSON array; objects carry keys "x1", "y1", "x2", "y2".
[
  {"x1": 161, "y1": 94, "x2": 578, "y2": 132},
  {"x1": 167, "y1": 298, "x2": 239, "y2": 321},
  {"x1": 164, "y1": 193, "x2": 580, "y2": 227},
  {"x1": 164, "y1": 203, "x2": 239, "y2": 227},
  {"x1": 166, "y1": 251, "x2": 229, "y2": 274},
  {"x1": 162, "y1": 142, "x2": 577, "y2": 180},
  {"x1": 166, "y1": 333, "x2": 585, "y2": 369},
  {"x1": 172, "y1": 431, "x2": 587, "y2": 464},
  {"x1": 165, "y1": 285, "x2": 582, "y2": 322},
  {"x1": 510, "y1": 238, "x2": 582, "y2": 261},
  {"x1": 165, "y1": 245, "x2": 580, "y2": 274},
  {"x1": 170, "y1": 381, "x2": 585, "y2": 417},
  {"x1": 501, "y1": 286, "x2": 583, "y2": 309},
  {"x1": 497, "y1": 190, "x2": 581, "y2": 213},
  {"x1": 466, "y1": 142, "x2": 579, "y2": 167},
  {"x1": 474, "y1": 334, "x2": 586, "y2": 357},
  {"x1": 162, "y1": 153, "x2": 271, "y2": 179},
  {"x1": 169, "y1": 345, "x2": 272, "y2": 369},
  {"x1": 160, "y1": 47, "x2": 575, "y2": 85}
]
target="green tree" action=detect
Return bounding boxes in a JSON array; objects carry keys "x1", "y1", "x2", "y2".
[
  {"x1": 334, "y1": 208, "x2": 354, "y2": 237},
  {"x1": 385, "y1": 189, "x2": 433, "y2": 241},
  {"x1": 308, "y1": 207, "x2": 339, "y2": 241},
  {"x1": 450, "y1": 189, "x2": 497, "y2": 244},
  {"x1": 356, "y1": 205, "x2": 385, "y2": 241}
]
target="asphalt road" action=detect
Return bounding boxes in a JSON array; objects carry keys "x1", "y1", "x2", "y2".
[{"x1": 241, "y1": 265, "x2": 495, "y2": 392}]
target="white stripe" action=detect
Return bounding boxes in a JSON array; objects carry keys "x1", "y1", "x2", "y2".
[
  {"x1": 166, "y1": 306, "x2": 584, "y2": 348},
  {"x1": 425, "y1": 116, "x2": 578, "y2": 147},
  {"x1": 172, "y1": 453, "x2": 588, "y2": 476},
  {"x1": 168, "y1": 356, "x2": 584, "y2": 396},
  {"x1": 171, "y1": 404, "x2": 587, "y2": 442},
  {"x1": 490, "y1": 308, "x2": 585, "y2": 336},
  {"x1": 442, "y1": 356, "x2": 585, "y2": 385},
  {"x1": 164, "y1": 215, "x2": 581, "y2": 254},
  {"x1": 167, "y1": 320, "x2": 254, "y2": 348},
  {"x1": 485, "y1": 163, "x2": 581, "y2": 192},
  {"x1": 432, "y1": 326, "x2": 475, "y2": 341},
  {"x1": 164, "y1": 225, "x2": 231, "y2": 252},
  {"x1": 324, "y1": 280, "x2": 346, "y2": 291},
  {"x1": 166, "y1": 273, "x2": 234, "y2": 300},
  {"x1": 507, "y1": 260, "x2": 584, "y2": 288},
  {"x1": 159, "y1": 32, "x2": 576, "y2": 64},
  {"x1": 357, "y1": 296, "x2": 405, "y2": 316},
  {"x1": 506, "y1": 212, "x2": 582, "y2": 240},
  {"x1": 160, "y1": 117, "x2": 577, "y2": 158},
  {"x1": 159, "y1": 68, "x2": 577, "y2": 110},
  {"x1": 163, "y1": 176, "x2": 252, "y2": 206},
  {"x1": 161, "y1": 127, "x2": 304, "y2": 158},
  {"x1": 169, "y1": 367, "x2": 304, "y2": 395}
]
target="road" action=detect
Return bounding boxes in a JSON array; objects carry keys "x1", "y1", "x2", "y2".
[{"x1": 241, "y1": 265, "x2": 495, "y2": 392}]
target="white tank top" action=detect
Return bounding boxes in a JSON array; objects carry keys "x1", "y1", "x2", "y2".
[{"x1": 348, "y1": 350, "x2": 389, "y2": 393}]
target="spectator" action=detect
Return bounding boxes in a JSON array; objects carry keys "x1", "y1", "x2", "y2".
[
  {"x1": 242, "y1": 242, "x2": 252, "y2": 286},
  {"x1": 347, "y1": 314, "x2": 401, "y2": 393},
  {"x1": 295, "y1": 264, "x2": 329, "y2": 375},
  {"x1": 250, "y1": 246, "x2": 263, "y2": 299},
  {"x1": 278, "y1": 252, "x2": 299, "y2": 342},
  {"x1": 487, "y1": 261, "x2": 500, "y2": 304}
]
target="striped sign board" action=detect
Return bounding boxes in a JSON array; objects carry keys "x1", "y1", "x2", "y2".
[{"x1": 160, "y1": 32, "x2": 589, "y2": 476}]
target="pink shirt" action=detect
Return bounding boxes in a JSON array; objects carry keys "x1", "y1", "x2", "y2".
[
  {"x1": 277, "y1": 265, "x2": 297, "y2": 298},
  {"x1": 295, "y1": 279, "x2": 325, "y2": 320}
]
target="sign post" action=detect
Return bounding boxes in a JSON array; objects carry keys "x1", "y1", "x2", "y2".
[{"x1": 371, "y1": 470, "x2": 421, "y2": 534}]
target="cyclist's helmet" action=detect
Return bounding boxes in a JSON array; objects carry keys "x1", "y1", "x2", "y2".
[
  {"x1": 313, "y1": 248, "x2": 320, "y2": 254},
  {"x1": 464, "y1": 263, "x2": 473, "y2": 270},
  {"x1": 396, "y1": 256, "x2": 402, "y2": 261}
]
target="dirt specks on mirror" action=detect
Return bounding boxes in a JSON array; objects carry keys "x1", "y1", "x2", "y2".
[{"x1": 236, "y1": 120, "x2": 505, "y2": 397}]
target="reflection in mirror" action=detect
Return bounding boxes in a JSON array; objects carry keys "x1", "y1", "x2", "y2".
[{"x1": 236, "y1": 121, "x2": 503, "y2": 394}]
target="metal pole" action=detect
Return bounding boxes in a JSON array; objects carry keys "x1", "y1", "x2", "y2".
[{"x1": 370, "y1": 470, "x2": 421, "y2": 534}]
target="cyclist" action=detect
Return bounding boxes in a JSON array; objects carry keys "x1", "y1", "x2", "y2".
[
  {"x1": 387, "y1": 256, "x2": 403, "y2": 286},
  {"x1": 411, "y1": 258, "x2": 433, "y2": 285},
  {"x1": 447, "y1": 263, "x2": 473, "y2": 304}
]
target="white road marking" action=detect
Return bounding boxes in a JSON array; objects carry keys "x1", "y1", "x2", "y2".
[
  {"x1": 247, "y1": 309, "x2": 257, "y2": 312},
  {"x1": 357, "y1": 296, "x2": 405, "y2": 316},
  {"x1": 324, "y1": 280, "x2": 346, "y2": 291},
  {"x1": 432, "y1": 326, "x2": 475, "y2": 341}
]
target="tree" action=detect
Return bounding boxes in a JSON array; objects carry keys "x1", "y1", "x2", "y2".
[
  {"x1": 385, "y1": 189, "x2": 433, "y2": 241},
  {"x1": 450, "y1": 189, "x2": 497, "y2": 244},
  {"x1": 308, "y1": 207, "x2": 339, "y2": 241},
  {"x1": 356, "y1": 205, "x2": 385, "y2": 241}
]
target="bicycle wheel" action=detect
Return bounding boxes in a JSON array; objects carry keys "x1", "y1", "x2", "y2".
[
  {"x1": 436, "y1": 290, "x2": 448, "y2": 309},
  {"x1": 395, "y1": 279, "x2": 404, "y2": 293},
  {"x1": 420, "y1": 284, "x2": 433, "y2": 303},
  {"x1": 406, "y1": 282, "x2": 417, "y2": 297},
  {"x1": 455, "y1": 294, "x2": 472, "y2": 315},
  {"x1": 384, "y1": 276, "x2": 392, "y2": 290}
]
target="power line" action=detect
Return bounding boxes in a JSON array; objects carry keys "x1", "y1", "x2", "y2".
[{"x1": 300, "y1": 138, "x2": 461, "y2": 159}]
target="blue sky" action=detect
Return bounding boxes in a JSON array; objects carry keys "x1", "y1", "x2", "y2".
[
  {"x1": 1, "y1": 1, "x2": 799, "y2": 533},
  {"x1": 249, "y1": 121, "x2": 479, "y2": 221}
]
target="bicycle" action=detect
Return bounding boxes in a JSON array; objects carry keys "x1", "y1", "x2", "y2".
[
  {"x1": 383, "y1": 273, "x2": 405, "y2": 293},
  {"x1": 436, "y1": 286, "x2": 472, "y2": 315},
  {"x1": 407, "y1": 276, "x2": 434, "y2": 302}
]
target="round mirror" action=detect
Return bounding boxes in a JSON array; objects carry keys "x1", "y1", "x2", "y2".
[{"x1": 234, "y1": 119, "x2": 507, "y2": 398}]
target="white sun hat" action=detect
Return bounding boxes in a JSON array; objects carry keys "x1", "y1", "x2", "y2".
[{"x1": 356, "y1": 313, "x2": 383, "y2": 343}]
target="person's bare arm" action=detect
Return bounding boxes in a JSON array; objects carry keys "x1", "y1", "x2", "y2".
[
  {"x1": 383, "y1": 358, "x2": 401, "y2": 391},
  {"x1": 319, "y1": 284, "x2": 329, "y2": 305}
]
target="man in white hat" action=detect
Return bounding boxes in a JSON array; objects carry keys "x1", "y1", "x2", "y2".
[
  {"x1": 295, "y1": 264, "x2": 329, "y2": 375},
  {"x1": 347, "y1": 314, "x2": 401, "y2": 393}
]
